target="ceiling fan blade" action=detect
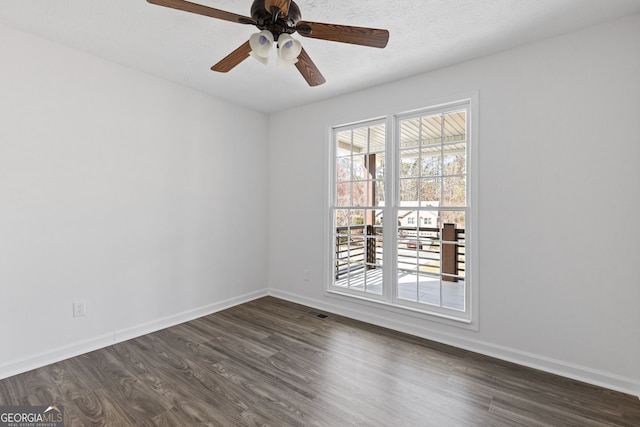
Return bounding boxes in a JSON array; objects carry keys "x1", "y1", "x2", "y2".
[
  {"x1": 147, "y1": 0, "x2": 255, "y2": 25},
  {"x1": 211, "y1": 41, "x2": 252, "y2": 73},
  {"x1": 296, "y1": 21, "x2": 389, "y2": 48},
  {"x1": 265, "y1": 0, "x2": 291, "y2": 17},
  {"x1": 295, "y1": 48, "x2": 326, "y2": 87}
]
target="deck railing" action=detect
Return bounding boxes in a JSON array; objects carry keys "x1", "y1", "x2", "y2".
[{"x1": 336, "y1": 224, "x2": 465, "y2": 281}]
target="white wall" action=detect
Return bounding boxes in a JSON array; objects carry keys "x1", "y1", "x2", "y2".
[
  {"x1": 268, "y1": 14, "x2": 640, "y2": 395},
  {"x1": 1, "y1": 13, "x2": 638, "y2": 396},
  {"x1": 0, "y1": 24, "x2": 269, "y2": 377}
]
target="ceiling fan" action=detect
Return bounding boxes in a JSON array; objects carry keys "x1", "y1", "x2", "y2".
[{"x1": 147, "y1": 0, "x2": 390, "y2": 86}]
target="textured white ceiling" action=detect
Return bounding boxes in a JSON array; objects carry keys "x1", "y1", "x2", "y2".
[{"x1": 1, "y1": 0, "x2": 640, "y2": 112}]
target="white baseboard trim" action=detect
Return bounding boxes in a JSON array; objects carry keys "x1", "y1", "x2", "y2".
[
  {"x1": 0, "y1": 289, "x2": 269, "y2": 381},
  {"x1": 113, "y1": 289, "x2": 268, "y2": 344},
  {"x1": 0, "y1": 333, "x2": 115, "y2": 382},
  {"x1": 268, "y1": 289, "x2": 640, "y2": 398}
]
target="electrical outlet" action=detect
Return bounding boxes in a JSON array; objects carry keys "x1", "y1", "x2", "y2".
[
  {"x1": 73, "y1": 300, "x2": 86, "y2": 317},
  {"x1": 303, "y1": 270, "x2": 310, "y2": 281}
]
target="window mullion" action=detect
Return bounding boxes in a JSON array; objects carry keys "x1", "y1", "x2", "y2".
[{"x1": 382, "y1": 115, "x2": 395, "y2": 303}]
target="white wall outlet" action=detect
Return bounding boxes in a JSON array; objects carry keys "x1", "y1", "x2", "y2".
[
  {"x1": 303, "y1": 269, "x2": 310, "y2": 281},
  {"x1": 73, "y1": 300, "x2": 86, "y2": 317}
]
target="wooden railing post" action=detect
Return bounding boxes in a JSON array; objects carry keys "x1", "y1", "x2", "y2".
[
  {"x1": 335, "y1": 236, "x2": 340, "y2": 279},
  {"x1": 366, "y1": 225, "x2": 376, "y2": 268},
  {"x1": 442, "y1": 223, "x2": 458, "y2": 282}
]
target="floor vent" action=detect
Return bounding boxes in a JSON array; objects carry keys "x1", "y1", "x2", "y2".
[{"x1": 307, "y1": 311, "x2": 328, "y2": 319}]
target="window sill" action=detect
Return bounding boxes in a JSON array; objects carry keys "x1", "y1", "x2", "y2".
[{"x1": 325, "y1": 288, "x2": 478, "y2": 331}]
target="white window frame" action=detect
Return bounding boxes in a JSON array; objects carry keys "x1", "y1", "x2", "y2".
[
  {"x1": 328, "y1": 118, "x2": 387, "y2": 302},
  {"x1": 326, "y1": 94, "x2": 478, "y2": 328}
]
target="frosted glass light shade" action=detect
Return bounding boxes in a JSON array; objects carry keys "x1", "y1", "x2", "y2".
[
  {"x1": 277, "y1": 34, "x2": 302, "y2": 66},
  {"x1": 249, "y1": 30, "x2": 274, "y2": 65}
]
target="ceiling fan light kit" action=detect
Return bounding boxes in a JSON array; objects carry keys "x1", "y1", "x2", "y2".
[
  {"x1": 249, "y1": 30, "x2": 274, "y2": 64},
  {"x1": 146, "y1": 0, "x2": 390, "y2": 86},
  {"x1": 276, "y1": 34, "x2": 302, "y2": 67}
]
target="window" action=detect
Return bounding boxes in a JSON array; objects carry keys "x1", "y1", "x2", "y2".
[
  {"x1": 333, "y1": 121, "x2": 385, "y2": 296},
  {"x1": 329, "y1": 97, "x2": 475, "y2": 323}
]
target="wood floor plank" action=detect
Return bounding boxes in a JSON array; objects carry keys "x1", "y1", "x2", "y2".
[
  {"x1": 133, "y1": 332, "x2": 288, "y2": 426},
  {"x1": 0, "y1": 296, "x2": 638, "y2": 426},
  {"x1": 0, "y1": 366, "x2": 56, "y2": 406}
]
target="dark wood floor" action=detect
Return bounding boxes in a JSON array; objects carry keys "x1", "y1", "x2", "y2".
[{"x1": 1, "y1": 297, "x2": 638, "y2": 426}]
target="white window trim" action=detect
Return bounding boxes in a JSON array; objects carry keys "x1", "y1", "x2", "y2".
[{"x1": 324, "y1": 92, "x2": 479, "y2": 330}]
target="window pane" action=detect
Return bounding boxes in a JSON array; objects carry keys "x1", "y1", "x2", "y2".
[
  {"x1": 443, "y1": 147, "x2": 466, "y2": 176},
  {"x1": 400, "y1": 119, "x2": 420, "y2": 149},
  {"x1": 374, "y1": 180, "x2": 385, "y2": 206},
  {"x1": 399, "y1": 178, "x2": 419, "y2": 203},
  {"x1": 397, "y1": 245, "x2": 419, "y2": 272},
  {"x1": 336, "y1": 157, "x2": 351, "y2": 182},
  {"x1": 369, "y1": 124, "x2": 386, "y2": 153},
  {"x1": 397, "y1": 270, "x2": 419, "y2": 301},
  {"x1": 349, "y1": 209, "x2": 365, "y2": 228},
  {"x1": 352, "y1": 155, "x2": 366, "y2": 180},
  {"x1": 442, "y1": 176, "x2": 466, "y2": 207},
  {"x1": 398, "y1": 210, "x2": 418, "y2": 232},
  {"x1": 335, "y1": 209, "x2": 349, "y2": 228},
  {"x1": 336, "y1": 130, "x2": 353, "y2": 155},
  {"x1": 372, "y1": 236, "x2": 383, "y2": 265},
  {"x1": 441, "y1": 211, "x2": 465, "y2": 231},
  {"x1": 361, "y1": 209, "x2": 374, "y2": 229},
  {"x1": 418, "y1": 211, "x2": 438, "y2": 231},
  {"x1": 440, "y1": 242, "x2": 465, "y2": 281},
  {"x1": 417, "y1": 274, "x2": 442, "y2": 307},
  {"x1": 352, "y1": 128, "x2": 368, "y2": 152},
  {"x1": 348, "y1": 236, "x2": 365, "y2": 268},
  {"x1": 352, "y1": 181, "x2": 368, "y2": 207},
  {"x1": 364, "y1": 236, "x2": 383, "y2": 267},
  {"x1": 420, "y1": 151, "x2": 441, "y2": 177},
  {"x1": 364, "y1": 266, "x2": 383, "y2": 295},
  {"x1": 421, "y1": 114, "x2": 442, "y2": 145},
  {"x1": 375, "y1": 153, "x2": 385, "y2": 179},
  {"x1": 336, "y1": 182, "x2": 350, "y2": 207},
  {"x1": 420, "y1": 178, "x2": 440, "y2": 206},
  {"x1": 457, "y1": 244, "x2": 466, "y2": 279},
  {"x1": 442, "y1": 278, "x2": 465, "y2": 311},
  {"x1": 399, "y1": 152, "x2": 420, "y2": 177},
  {"x1": 336, "y1": 148, "x2": 350, "y2": 157},
  {"x1": 418, "y1": 240, "x2": 439, "y2": 275},
  {"x1": 444, "y1": 110, "x2": 466, "y2": 143}
]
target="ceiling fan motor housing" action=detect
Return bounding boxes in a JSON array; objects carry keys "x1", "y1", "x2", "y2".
[{"x1": 251, "y1": 0, "x2": 302, "y2": 39}]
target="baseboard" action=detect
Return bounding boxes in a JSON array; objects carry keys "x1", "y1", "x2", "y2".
[
  {"x1": 113, "y1": 289, "x2": 269, "y2": 344},
  {"x1": 268, "y1": 289, "x2": 640, "y2": 398},
  {"x1": 0, "y1": 333, "x2": 115, "y2": 381},
  {"x1": 4, "y1": 288, "x2": 637, "y2": 398},
  {"x1": 0, "y1": 289, "x2": 269, "y2": 381}
]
